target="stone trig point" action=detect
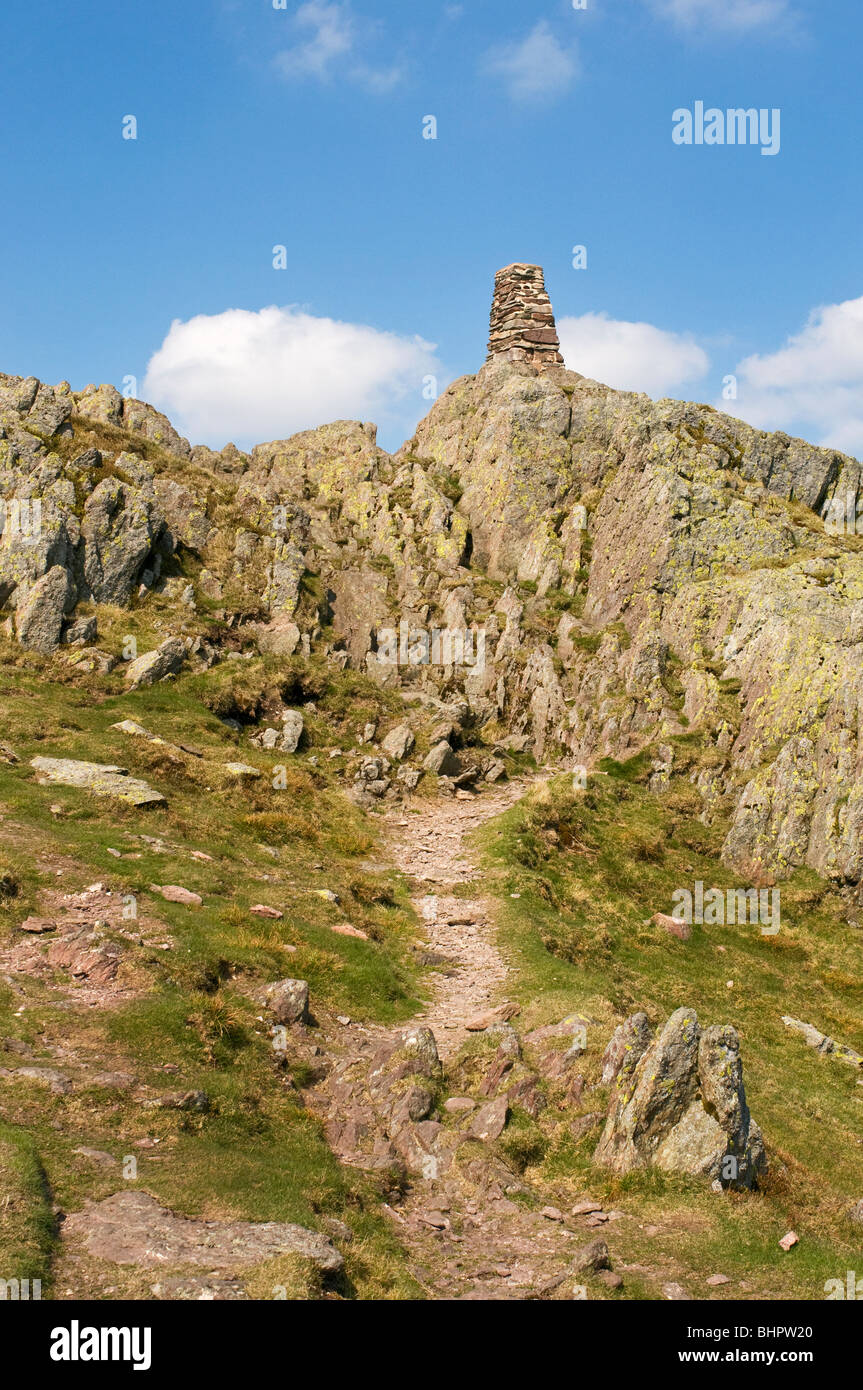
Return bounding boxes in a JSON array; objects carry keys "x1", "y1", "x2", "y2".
[{"x1": 486, "y1": 263, "x2": 564, "y2": 369}]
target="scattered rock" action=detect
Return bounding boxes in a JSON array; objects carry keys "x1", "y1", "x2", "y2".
[
  {"x1": 31, "y1": 756, "x2": 165, "y2": 807},
  {"x1": 63, "y1": 615, "x2": 98, "y2": 646},
  {"x1": 63, "y1": 1191, "x2": 343, "y2": 1274},
  {"x1": 280, "y1": 710, "x2": 304, "y2": 753},
  {"x1": 423, "y1": 741, "x2": 460, "y2": 776},
  {"x1": 779, "y1": 1231, "x2": 799, "y2": 1251},
  {"x1": 249, "y1": 904, "x2": 283, "y2": 920},
  {"x1": 381, "y1": 724, "x2": 415, "y2": 761},
  {"x1": 781, "y1": 1015, "x2": 863, "y2": 1068},
  {"x1": 569, "y1": 1238, "x2": 611, "y2": 1276},
  {"x1": 73, "y1": 1148, "x2": 118, "y2": 1168},
  {"x1": 151, "y1": 884, "x2": 202, "y2": 907},
  {"x1": 444, "y1": 1097, "x2": 476, "y2": 1114},
  {"x1": 17, "y1": 915, "x2": 55, "y2": 934},
  {"x1": 465, "y1": 1096, "x2": 509, "y2": 1142},
  {"x1": 465, "y1": 1002, "x2": 520, "y2": 1031},
  {"x1": 653, "y1": 911, "x2": 692, "y2": 942},
  {"x1": 124, "y1": 637, "x2": 186, "y2": 689},
  {"x1": 266, "y1": 978, "x2": 310, "y2": 1025},
  {"x1": 153, "y1": 1089, "x2": 210, "y2": 1113}
]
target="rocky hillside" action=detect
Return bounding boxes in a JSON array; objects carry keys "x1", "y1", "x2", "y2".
[
  {"x1": 1, "y1": 306, "x2": 863, "y2": 1301},
  {"x1": 3, "y1": 350, "x2": 863, "y2": 888}
]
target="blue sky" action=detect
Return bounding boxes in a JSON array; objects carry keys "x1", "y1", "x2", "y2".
[{"x1": 2, "y1": 0, "x2": 862, "y2": 454}]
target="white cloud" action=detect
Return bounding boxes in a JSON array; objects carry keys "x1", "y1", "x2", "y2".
[
  {"x1": 483, "y1": 21, "x2": 579, "y2": 102},
  {"x1": 730, "y1": 297, "x2": 863, "y2": 458},
  {"x1": 558, "y1": 312, "x2": 709, "y2": 397},
  {"x1": 142, "y1": 306, "x2": 442, "y2": 450},
  {"x1": 647, "y1": 0, "x2": 794, "y2": 31},
  {"x1": 274, "y1": 0, "x2": 402, "y2": 93}
]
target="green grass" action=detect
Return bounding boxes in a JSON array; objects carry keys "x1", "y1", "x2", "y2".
[
  {"x1": 472, "y1": 767, "x2": 863, "y2": 1299},
  {"x1": 0, "y1": 1121, "x2": 56, "y2": 1293},
  {"x1": 0, "y1": 645, "x2": 426, "y2": 1298}
]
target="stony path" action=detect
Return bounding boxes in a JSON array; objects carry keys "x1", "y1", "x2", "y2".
[
  {"x1": 383, "y1": 782, "x2": 527, "y2": 1057},
  {"x1": 308, "y1": 779, "x2": 631, "y2": 1301}
]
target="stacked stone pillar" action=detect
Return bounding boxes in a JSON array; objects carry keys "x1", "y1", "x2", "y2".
[{"x1": 486, "y1": 263, "x2": 564, "y2": 369}]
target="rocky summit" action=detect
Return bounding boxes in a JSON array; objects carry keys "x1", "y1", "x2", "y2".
[{"x1": 1, "y1": 266, "x2": 862, "y2": 1304}]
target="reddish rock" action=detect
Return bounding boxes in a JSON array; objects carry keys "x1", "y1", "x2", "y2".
[
  {"x1": 152, "y1": 884, "x2": 202, "y2": 907},
  {"x1": 653, "y1": 911, "x2": 692, "y2": 941}
]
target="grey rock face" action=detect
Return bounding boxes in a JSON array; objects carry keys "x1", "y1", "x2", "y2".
[
  {"x1": 80, "y1": 477, "x2": 163, "y2": 605},
  {"x1": 15, "y1": 564, "x2": 75, "y2": 651},
  {"x1": 124, "y1": 637, "x2": 187, "y2": 689},
  {"x1": 280, "y1": 710, "x2": 304, "y2": 753},
  {"x1": 381, "y1": 724, "x2": 415, "y2": 761},
  {"x1": 154, "y1": 477, "x2": 213, "y2": 552},
  {"x1": 423, "y1": 741, "x2": 460, "y2": 776},
  {"x1": 594, "y1": 1008, "x2": 765, "y2": 1190}
]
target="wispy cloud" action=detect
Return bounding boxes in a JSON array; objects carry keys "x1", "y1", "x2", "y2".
[
  {"x1": 558, "y1": 312, "x2": 709, "y2": 397},
  {"x1": 274, "y1": 1, "x2": 403, "y2": 93},
  {"x1": 645, "y1": 0, "x2": 796, "y2": 33},
  {"x1": 729, "y1": 296, "x2": 863, "y2": 458},
  {"x1": 143, "y1": 305, "x2": 442, "y2": 450},
  {"x1": 482, "y1": 21, "x2": 579, "y2": 103}
]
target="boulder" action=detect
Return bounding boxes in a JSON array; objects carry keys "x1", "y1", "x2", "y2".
[
  {"x1": 256, "y1": 617, "x2": 301, "y2": 657},
  {"x1": 63, "y1": 615, "x2": 98, "y2": 646},
  {"x1": 266, "y1": 978, "x2": 309, "y2": 1025},
  {"x1": 15, "y1": 565, "x2": 75, "y2": 652},
  {"x1": 124, "y1": 637, "x2": 186, "y2": 689},
  {"x1": 151, "y1": 884, "x2": 202, "y2": 908},
  {"x1": 465, "y1": 1095, "x2": 509, "y2": 1142},
  {"x1": 280, "y1": 710, "x2": 304, "y2": 753},
  {"x1": 30, "y1": 756, "x2": 165, "y2": 806},
  {"x1": 381, "y1": 724, "x2": 415, "y2": 761},
  {"x1": 600, "y1": 1012, "x2": 653, "y2": 1086},
  {"x1": 594, "y1": 1008, "x2": 765, "y2": 1190},
  {"x1": 423, "y1": 740, "x2": 460, "y2": 776}
]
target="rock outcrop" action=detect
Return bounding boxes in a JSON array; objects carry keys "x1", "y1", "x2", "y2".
[
  {"x1": 594, "y1": 1008, "x2": 766, "y2": 1190},
  {"x1": 3, "y1": 264, "x2": 863, "y2": 891},
  {"x1": 64, "y1": 1191, "x2": 343, "y2": 1275}
]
